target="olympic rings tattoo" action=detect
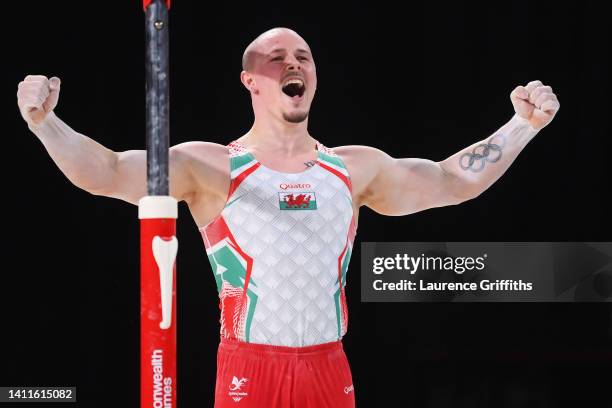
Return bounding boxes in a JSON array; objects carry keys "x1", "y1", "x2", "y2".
[{"x1": 459, "y1": 133, "x2": 506, "y2": 172}]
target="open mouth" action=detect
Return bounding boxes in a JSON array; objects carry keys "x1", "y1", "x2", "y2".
[{"x1": 281, "y1": 78, "x2": 306, "y2": 98}]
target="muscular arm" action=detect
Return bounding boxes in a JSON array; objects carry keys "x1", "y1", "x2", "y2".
[
  {"x1": 28, "y1": 112, "x2": 195, "y2": 205},
  {"x1": 349, "y1": 114, "x2": 538, "y2": 215},
  {"x1": 342, "y1": 81, "x2": 560, "y2": 216},
  {"x1": 19, "y1": 75, "x2": 201, "y2": 205}
]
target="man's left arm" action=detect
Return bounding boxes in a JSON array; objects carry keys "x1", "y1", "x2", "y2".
[{"x1": 352, "y1": 80, "x2": 560, "y2": 215}]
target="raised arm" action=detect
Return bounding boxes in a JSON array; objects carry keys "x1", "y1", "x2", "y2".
[
  {"x1": 17, "y1": 75, "x2": 195, "y2": 205},
  {"x1": 346, "y1": 80, "x2": 560, "y2": 216}
]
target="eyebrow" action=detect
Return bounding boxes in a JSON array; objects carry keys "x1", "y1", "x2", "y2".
[{"x1": 269, "y1": 48, "x2": 311, "y2": 55}]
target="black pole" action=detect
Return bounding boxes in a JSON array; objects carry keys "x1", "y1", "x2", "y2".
[{"x1": 144, "y1": 0, "x2": 170, "y2": 196}]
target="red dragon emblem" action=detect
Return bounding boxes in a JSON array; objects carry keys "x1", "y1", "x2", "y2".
[{"x1": 283, "y1": 193, "x2": 311, "y2": 208}]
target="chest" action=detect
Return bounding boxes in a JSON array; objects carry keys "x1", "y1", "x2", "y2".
[
  {"x1": 218, "y1": 165, "x2": 354, "y2": 256},
  {"x1": 231, "y1": 165, "x2": 351, "y2": 215}
]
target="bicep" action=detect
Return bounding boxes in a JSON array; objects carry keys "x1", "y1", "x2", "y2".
[
  {"x1": 102, "y1": 150, "x2": 146, "y2": 205},
  {"x1": 105, "y1": 145, "x2": 195, "y2": 205},
  {"x1": 363, "y1": 151, "x2": 462, "y2": 215}
]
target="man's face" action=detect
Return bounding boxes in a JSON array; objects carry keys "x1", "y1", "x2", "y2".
[{"x1": 247, "y1": 32, "x2": 317, "y2": 123}]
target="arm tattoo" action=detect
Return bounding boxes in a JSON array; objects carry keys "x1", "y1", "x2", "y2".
[{"x1": 459, "y1": 133, "x2": 507, "y2": 172}]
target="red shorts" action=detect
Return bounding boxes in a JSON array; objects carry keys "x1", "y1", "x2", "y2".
[{"x1": 214, "y1": 338, "x2": 355, "y2": 408}]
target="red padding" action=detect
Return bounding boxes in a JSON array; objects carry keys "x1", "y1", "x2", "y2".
[
  {"x1": 140, "y1": 218, "x2": 177, "y2": 408},
  {"x1": 143, "y1": 0, "x2": 171, "y2": 10}
]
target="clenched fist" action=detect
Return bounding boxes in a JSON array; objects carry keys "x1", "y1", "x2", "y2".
[
  {"x1": 17, "y1": 75, "x2": 61, "y2": 126},
  {"x1": 510, "y1": 80, "x2": 560, "y2": 130}
]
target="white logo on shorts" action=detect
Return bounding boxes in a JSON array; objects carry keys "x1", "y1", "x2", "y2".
[
  {"x1": 230, "y1": 376, "x2": 248, "y2": 391},
  {"x1": 229, "y1": 376, "x2": 249, "y2": 402},
  {"x1": 344, "y1": 384, "x2": 354, "y2": 394}
]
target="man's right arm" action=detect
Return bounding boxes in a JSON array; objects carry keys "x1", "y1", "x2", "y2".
[{"x1": 18, "y1": 75, "x2": 195, "y2": 205}]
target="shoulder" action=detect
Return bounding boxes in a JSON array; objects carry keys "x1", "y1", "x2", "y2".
[
  {"x1": 169, "y1": 141, "x2": 233, "y2": 204},
  {"x1": 323, "y1": 144, "x2": 394, "y2": 206},
  {"x1": 328, "y1": 144, "x2": 393, "y2": 171},
  {"x1": 170, "y1": 141, "x2": 229, "y2": 159},
  {"x1": 169, "y1": 141, "x2": 232, "y2": 185},
  {"x1": 169, "y1": 141, "x2": 232, "y2": 170}
]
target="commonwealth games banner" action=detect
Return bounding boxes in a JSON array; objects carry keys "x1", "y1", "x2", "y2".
[{"x1": 360, "y1": 242, "x2": 612, "y2": 302}]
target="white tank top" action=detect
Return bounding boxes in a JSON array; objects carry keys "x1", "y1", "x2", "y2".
[{"x1": 199, "y1": 139, "x2": 357, "y2": 347}]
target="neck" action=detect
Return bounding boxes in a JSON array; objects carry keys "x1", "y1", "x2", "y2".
[{"x1": 242, "y1": 115, "x2": 315, "y2": 155}]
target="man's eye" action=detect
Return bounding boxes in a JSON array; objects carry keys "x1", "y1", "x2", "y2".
[
  {"x1": 271, "y1": 56, "x2": 283, "y2": 62},
  {"x1": 298, "y1": 56, "x2": 308, "y2": 61}
]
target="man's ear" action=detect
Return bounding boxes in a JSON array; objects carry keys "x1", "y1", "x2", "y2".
[{"x1": 240, "y1": 71, "x2": 258, "y2": 94}]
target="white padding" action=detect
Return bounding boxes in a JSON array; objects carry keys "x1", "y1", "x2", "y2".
[
  {"x1": 153, "y1": 236, "x2": 178, "y2": 330},
  {"x1": 138, "y1": 196, "x2": 178, "y2": 219}
]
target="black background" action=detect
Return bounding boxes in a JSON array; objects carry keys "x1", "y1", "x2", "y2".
[{"x1": 3, "y1": 1, "x2": 611, "y2": 407}]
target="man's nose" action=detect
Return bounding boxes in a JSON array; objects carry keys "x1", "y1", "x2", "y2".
[
  {"x1": 287, "y1": 64, "x2": 301, "y2": 72},
  {"x1": 286, "y1": 57, "x2": 302, "y2": 71}
]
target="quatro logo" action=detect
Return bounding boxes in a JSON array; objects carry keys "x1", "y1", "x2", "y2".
[
  {"x1": 279, "y1": 183, "x2": 311, "y2": 190},
  {"x1": 228, "y1": 376, "x2": 249, "y2": 402}
]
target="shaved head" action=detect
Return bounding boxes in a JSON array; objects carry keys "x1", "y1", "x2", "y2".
[
  {"x1": 239, "y1": 27, "x2": 317, "y2": 126},
  {"x1": 242, "y1": 27, "x2": 310, "y2": 71}
]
